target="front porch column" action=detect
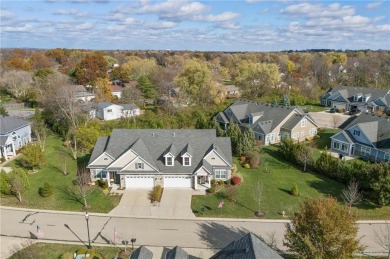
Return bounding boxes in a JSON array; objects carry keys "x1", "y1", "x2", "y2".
[
  {"x1": 106, "y1": 171, "x2": 111, "y2": 187},
  {"x1": 11, "y1": 143, "x2": 16, "y2": 156},
  {"x1": 207, "y1": 176, "x2": 211, "y2": 188},
  {"x1": 1, "y1": 146, "x2": 8, "y2": 160},
  {"x1": 194, "y1": 175, "x2": 198, "y2": 189}
]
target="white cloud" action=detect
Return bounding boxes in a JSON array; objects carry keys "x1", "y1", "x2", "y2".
[
  {"x1": 281, "y1": 2, "x2": 355, "y2": 18},
  {"x1": 1, "y1": 10, "x2": 16, "y2": 19},
  {"x1": 246, "y1": 0, "x2": 266, "y2": 4},
  {"x1": 53, "y1": 8, "x2": 88, "y2": 17},
  {"x1": 75, "y1": 22, "x2": 94, "y2": 30},
  {"x1": 366, "y1": 0, "x2": 384, "y2": 9},
  {"x1": 194, "y1": 12, "x2": 240, "y2": 22},
  {"x1": 2, "y1": 24, "x2": 34, "y2": 32}
]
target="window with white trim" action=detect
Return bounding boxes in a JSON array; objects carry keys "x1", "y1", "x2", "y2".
[
  {"x1": 269, "y1": 133, "x2": 275, "y2": 142},
  {"x1": 341, "y1": 143, "x2": 349, "y2": 152},
  {"x1": 301, "y1": 119, "x2": 307, "y2": 127},
  {"x1": 309, "y1": 128, "x2": 317, "y2": 136},
  {"x1": 292, "y1": 132, "x2": 299, "y2": 140},
  {"x1": 385, "y1": 153, "x2": 390, "y2": 162},
  {"x1": 333, "y1": 141, "x2": 340, "y2": 150},
  {"x1": 183, "y1": 157, "x2": 191, "y2": 166},
  {"x1": 135, "y1": 162, "x2": 144, "y2": 169},
  {"x1": 107, "y1": 109, "x2": 112, "y2": 112},
  {"x1": 166, "y1": 156, "x2": 174, "y2": 166},
  {"x1": 214, "y1": 169, "x2": 227, "y2": 179},
  {"x1": 361, "y1": 146, "x2": 371, "y2": 156}
]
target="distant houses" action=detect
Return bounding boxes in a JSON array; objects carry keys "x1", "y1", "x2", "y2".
[
  {"x1": 320, "y1": 86, "x2": 390, "y2": 113},
  {"x1": 86, "y1": 102, "x2": 140, "y2": 121},
  {"x1": 215, "y1": 99, "x2": 318, "y2": 145}
]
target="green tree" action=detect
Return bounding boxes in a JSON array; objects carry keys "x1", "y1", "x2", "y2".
[
  {"x1": 31, "y1": 108, "x2": 48, "y2": 151},
  {"x1": 0, "y1": 104, "x2": 8, "y2": 116},
  {"x1": 21, "y1": 143, "x2": 45, "y2": 171},
  {"x1": 284, "y1": 197, "x2": 363, "y2": 258},
  {"x1": 137, "y1": 75, "x2": 156, "y2": 99},
  {"x1": 369, "y1": 163, "x2": 390, "y2": 206},
  {"x1": 76, "y1": 124, "x2": 104, "y2": 153},
  {"x1": 226, "y1": 119, "x2": 241, "y2": 155},
  {"x1": 9, "y1": 168, "x2": 30, "y2": 202},
  {"x1": 174, "y1": 58, "x2": 218, "y2": 105},
  {"x1": 234, "y1": 61, "x2": 279, "y2": 99},
  {"x1": 0, "y1": 170, "x2": 11, "y2": 195}
]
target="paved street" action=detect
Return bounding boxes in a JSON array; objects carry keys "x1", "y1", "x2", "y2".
[{"x1": 0, "y1": 206, "x2": 388, "y2": 258}]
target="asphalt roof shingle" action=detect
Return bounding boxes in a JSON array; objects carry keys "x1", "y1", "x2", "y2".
[{"x1": 0, "y1": 116, "x2": 30, "y2": 134}]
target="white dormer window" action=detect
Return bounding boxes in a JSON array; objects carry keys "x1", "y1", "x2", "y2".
[
  {"x1": 248, "y1": 116, "x2": 253, "y2": 124},
  {"x1": 353, "y1": 130, "x2": 360, "y2": 136},
  {"x1": 166, "y1": 156, "x2": 174, "y2": 166},
  {"x1": 183, "y1": 157, "x2": 191, "y2": 166},
  {"x1": 301, "y1": 119, "x2": 307, "y2": 127}
]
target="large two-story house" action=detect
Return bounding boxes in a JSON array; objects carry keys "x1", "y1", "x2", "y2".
[
  {"x1": 215, "y1": 100, "x2": 319, "y2": 145},
  {"x1": 320, "y1": 86, "x2": 390, "y2": 113},
  {"x1": 0, "y1": 116, "x2": 32, "y2": 161},
  {"x1": 87, "y1": 129, "x2": 232, "y2": 189},
  {"x1": 330, "y1": 113, "x2": 390, "y2": 162}
]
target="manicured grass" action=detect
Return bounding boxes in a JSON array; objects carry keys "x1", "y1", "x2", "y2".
[
  {"x1": 1, "y1": 134, "x2": 121, "y2": 213},
  {"x1": 312, "y1": 128, "x2": 340, "y2": 160},
  {"x1": 192, "y1": 146, "x2": 390, "y2": 220},
  {"x1": 301, "y1": 103, "x2": 327, "y2": 112},
  {"x1": 9, "y1": 242, "x2": 126, "y2": 259}
]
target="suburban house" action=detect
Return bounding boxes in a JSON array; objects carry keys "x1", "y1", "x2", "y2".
[
  {"x1": 0, "y1": 116, "x2": 32, "y2": 161},
  {"x1": 215, "y1": 99, "x2": 319, "y2": 145},
  {"x1": 330, "y1": 113, "x2": 390, "y2": 162},
  {"x1": 87, "y1": 102, "x2": 140, "y2": 121},
  {"x1": 210, "y1": 232, "x2": 283, "y2": 259},
  {"x1": 111, "y1": 84, "x2": 123, "y2": 99},
  {"x1": 72, "y1": 85, "x2": 95, "y2": 103},
  {"x1": 87, "y1": 129, "x2": 232, "y2": 189},
  {"x1": 224, "y1": 84, "x2": 241, "y2": 98},
  {"x1": 320, "y1": 86, "x2": 390, "y2": 113}
]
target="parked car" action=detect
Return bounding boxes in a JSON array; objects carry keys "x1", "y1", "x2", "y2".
[
  {"x1": 329, "y1": 107, "x2": 336, "y2": 113},
  {"x1": 349, "y1": 108, "x2": 361, "y2": 115}
]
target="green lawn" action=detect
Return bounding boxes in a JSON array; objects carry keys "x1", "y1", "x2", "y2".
[
  {"x1": 192, "y1": 146, "x2": 390, "y2": 220},
  {"x1": 312, "y1": 128, "x2": 340, "y2": 160},
  {"x1": 301, "y1": 103, "x2": 327, "y2": 112},
  {"x1": 1, "y1": 134, "x2": 121, "y2": 213},
  {"x1": 9, "y1": 242, "x2": 127, "y2": 259}
]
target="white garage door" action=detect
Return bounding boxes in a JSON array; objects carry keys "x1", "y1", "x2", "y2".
[
  {"x1": 164, "y1": 176, "x2": 192, "y2": 188},
  {"x1": 125, "y1": 176, "x2": 154, "y2": 188}
]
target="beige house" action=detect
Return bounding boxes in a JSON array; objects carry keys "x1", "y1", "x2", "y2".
[{"x1": 215, "y1": 99, "x2": 319, "y2": 145}]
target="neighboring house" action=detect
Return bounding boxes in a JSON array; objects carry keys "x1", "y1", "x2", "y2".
[
  {"x1": 210, "y1": 232, "x2": 283, "y2": 259},
  {"x1": 88, "y1": 102, "x2": 140, "y2": 121},
  {"x1": 130, "y1": 246, "x2": 153, "y2": 259},
  {"x1": 224, "y1": 85, "x2": 241, "y2": 98},
  {"x1": 87, "y1": 129, "x2": 232, "y2": 189},
  {"x1": 215, "y1": 99, "x2": 318, "y2": 145},
  {"x1": 320, "y1": 86, "x2": 390, "y2": 113},
  {"x1": 111, "y1": 84, "x2": 123, "y2": 99},
  {"x1": 72, "y1": 85, "x2": 95, "y2": 103},
  {"x1": 0, "y1": 116, "x2": 32, "y2": 161},
  {"x1": 330, "y1": 113, "x2": 390, "y2": 162}
]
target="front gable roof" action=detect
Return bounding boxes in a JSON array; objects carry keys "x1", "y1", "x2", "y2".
[
  {"x1": 331, "y1": 130, "x2": 354, "y2": 144},
  {"x1": 0, "y1": 116, "x2": 30, "y2": 134}
]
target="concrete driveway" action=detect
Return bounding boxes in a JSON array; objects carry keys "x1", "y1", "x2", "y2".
[
  {"x1": 308, "y1": 111, "x2": 351, "y2": 129},
  {"x1": 109, "y1": 188, "x2": 195, "y2": 218}
]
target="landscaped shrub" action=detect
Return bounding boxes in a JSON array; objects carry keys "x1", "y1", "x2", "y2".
[
  {"x1": 102, "y1": 181, "x2": 108, "y2": 189},
  {"x1": 231, "y1": 176, "x2": 241, "y2": 185},
  {"x1": 290, "y1": 183, "x2": 299, "y2": 196},
  {"x1": 207, "y1": 187, "x2": 215, "y2": 194},
  {"x1": 231, "y1": 164, "x2": 237, "y2": 174},
  {"x1": 0, "y1": 157, "x2": 5, "y2": 163},
  {"x1": 240, "y1": 155, "x2": 246, "y2": 162},
  {"x1": 337, "y1": 108, "x2": 345, "y2": 113},
  {"x1": 39, "y1": 182, "x2": 53, "y2": 197},
  {"x1": 210, "y1": 179, "x2": 216, "y2": 186},
  {"x1": 152, "y1": 185, "x2": 163, "y2": 202},
  {"x1": 247, "y1": 152, "x2": 261, "y2": 168},
  {"x1": 244, "y1": 163, "x2": 250, "y2": 169},
  {"x1": 0, "y1": 171, "x2": 11, "y2": 195},
  {"x1": 217, "y1": 180, "x2": 224, "y2": 186},
  {"x1": 314, "y1": 134, "x2": 320, "y2": 139}
]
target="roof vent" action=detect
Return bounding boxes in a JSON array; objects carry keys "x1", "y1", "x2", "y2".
[
  {"x1": 173, "y1": 133, "x2": 176, "y2": 137},
  {"x1": 152, "y1": 133, "x2": 155, "y2": 138}
]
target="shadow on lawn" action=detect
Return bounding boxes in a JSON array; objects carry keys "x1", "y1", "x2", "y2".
[
  {"x1": 306, "y1": 178, "x2": 342, "y2": 198},
  {"x1": 196, "y1": 221, "x2": 248, "y2": 249},
  {"x1": 58, "y1": 186, "x2": 84, "y2": 206}
]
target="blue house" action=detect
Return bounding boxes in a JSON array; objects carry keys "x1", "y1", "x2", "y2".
[
  {"x1": 0, "y1": 116, "x2": 32, "y2": 161},
  {"x1": 330, "y1": 113, "x2": 390, "y2": 162}
]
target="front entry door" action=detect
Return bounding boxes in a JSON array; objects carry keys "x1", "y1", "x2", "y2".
[{"x1": 198, "y1": 176, "x2": 206, "y2": 184}]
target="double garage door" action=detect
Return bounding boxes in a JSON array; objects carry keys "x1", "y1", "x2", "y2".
[
  {"x1": 164, "y1": 176, "x2": 192, "y2": 188},
  {"x1": 125, "y1": 176, "x2": 154, "y2": 188}
]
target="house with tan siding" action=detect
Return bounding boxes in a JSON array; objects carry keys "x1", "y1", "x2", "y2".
[{"x1": 215, "y1": 99, "x2": 319, "y2": 145}]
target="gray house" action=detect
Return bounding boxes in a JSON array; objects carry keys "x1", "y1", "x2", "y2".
[
  {"x1": 215, "y1": 100, "x2": 318, "y2": 145},
  {"x1": 320, "y1": 86, "x2": 390, "y2": 113},
  {"x1": 87, "y1": 102, "x2": 140, "y2": 121},
  {"x1": 87, "y1": 129, "x2": 232, "y2": 189},
  {"x1": 210, "y1": 232, "x2": 283, "y2": 259},
  {"x1": 331, "y1": 113, "x2": 390, "y2": 162},
  {"x1": 0, "y1": 116, "x2": 32, "y2": 161}
]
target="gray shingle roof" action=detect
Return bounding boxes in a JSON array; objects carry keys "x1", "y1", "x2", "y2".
[
  {"x1": 324, "y1": 86, "x2": 390, "y2": 105},
  {"x1": 341, "y1": 113, "x2": 390, "y2": 152},
  {"x1": 88, "y1": 129, "x2": 232, "y2": 174},
  {"x1": 281, "y1": 114, "x2": 304, "y2": 130},
  {"x1": 210, "y1": 232, "x2": 283, "y2": 259},
  {"x1": 166, "y1": 246, "x2": 189, "y2": 259},
  {"x1": 218, "y1": 100, "x2": 305, "y2": 135},
  {"x1": 93, "y1": 102, "x2": 114, "y2": 110},
  {"x1": 0, "y1": 116, "x2": 30, "y2": 134},
  {"x1": 121, "y1": 104, "x2": 139, "y2": 110},
  {"x1": 130, "y1": 246, "x2": 153, "y2": 259},
  {"x1": 0, "y1": 135, "x2": 10, "y2": 146}
]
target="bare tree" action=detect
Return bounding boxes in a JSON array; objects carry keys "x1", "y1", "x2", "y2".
[
  {"x1": 0, "y1": 70, "x2": 33, "y2": 99},
  {"x1": 265, "y1": 231, "x2": 278, "y2": 250},
  {"x1": 374, "y1": 222, "x2": 390, "y2": 259},
  {"x1": 341, "y1": 179, "x2": 363, "y2": 214},
  {"x1": 11, "y1": 175, "x2": 24, "y2": 202},
  {"x1": 76, "y1": 166, "x2": 92, "y2": 209},
  {"x1": 253, "y1": 181, "x2": 264, "y2": 217},
  {"x1": 298, "y1": 143, "x2": 313, "y2": 172},
  {"x1": 31, "y1": 108, "x2": 47, "y2": 152},
  {"x1": 332, "y1": 114, "x2": 341, "y2": 129}
]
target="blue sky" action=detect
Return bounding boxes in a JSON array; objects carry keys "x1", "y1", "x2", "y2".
[{"x1": 1, "y1": 0, "x2": 389, "y2": 51}]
